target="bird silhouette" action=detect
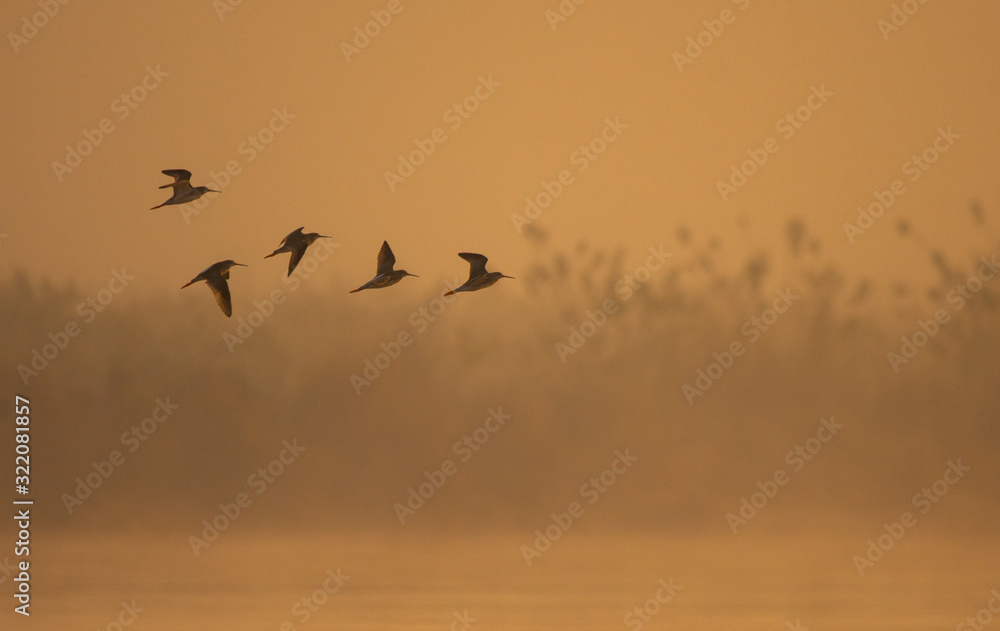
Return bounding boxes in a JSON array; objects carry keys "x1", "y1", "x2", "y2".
[
  {"x1": 181, "y1": 260, "x2": 247, "y2": 317},
  {"x1": 445, "y1": 253, "x2": 514, "y2": 296},
  {"x1": 150, "y1": 169, "x2": 220, "y2": 209},
  {"x1": 350, "y1": 241, "x2": 418, "y2": 293},
  {"x1": 264, "y1": 227, "x2": 332, "y2": 276}
]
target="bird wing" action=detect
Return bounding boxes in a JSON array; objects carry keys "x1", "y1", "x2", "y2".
[
  {"x1": 287, "y1": 245, "x2": 306, "y2": 276},
  {"x1": 162, "y1": 169, "x2": 192, "y2": 183},
  {"x1": 161, "y1": 181, "x2": 196, "y2": 197},
  {"x1": 458, "y1": 252, "x2": 488, "y2": 279},
  {"x1": 376, "y1": 241, "x2": 396, "y2": 275},
  {"x1": 206, "y1": 275, "x2": 233, "y2": 317},
  {"x1": 280, "y1": 227, "x2": 305, "y2": 248}
]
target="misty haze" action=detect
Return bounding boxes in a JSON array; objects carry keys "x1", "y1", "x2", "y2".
[{"x1": 2, "y1": 1, "x2": 999, "y2": 629}]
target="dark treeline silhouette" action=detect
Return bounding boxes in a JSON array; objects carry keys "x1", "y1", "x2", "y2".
[{"x1": 3, "y1": 203, "x2": 997, "y2": 535}]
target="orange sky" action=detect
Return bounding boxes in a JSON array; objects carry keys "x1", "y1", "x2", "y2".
[
  {"x1": 1, "y1": 1, "x2": 998, "y2": 296},
  {"x1": 6, "y1": 7, "x2": 1000, "y2": 629}
]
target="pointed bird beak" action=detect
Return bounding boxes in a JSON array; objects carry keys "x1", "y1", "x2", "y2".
[
  {"x1": 209, "y1": 189, "x2": 221, "y2": 194},
  {"x1": 503, "y1": 274, "x2": 516, "y2": 279},
  {"x1": 407, "y1": 273, "x2": 420, "y2": 278},
  {"x1": 234, "y1": 263, "x2": 248, "y2": 267}
]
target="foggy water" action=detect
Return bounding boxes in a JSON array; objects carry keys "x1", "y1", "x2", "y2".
[{"x1": 21, "y1": 533, "x2": 999, "y2": 630}]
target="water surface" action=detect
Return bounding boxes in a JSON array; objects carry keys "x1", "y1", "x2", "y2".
[{"x1": 16, "y1": 532, "x2": 998, "y2": 629}]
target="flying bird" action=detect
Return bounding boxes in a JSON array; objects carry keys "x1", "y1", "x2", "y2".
[
  {"x1": 264, "y1": 227, "x2": 332, "y2": 276},
  {"x1": 181, "y1": 260, "x2": 247, "y2": 317},
  {"x1": 150, "y1": 169, "x2": 220, "y2": 209},
  {"x1": 350, "y1": 241, "x2": 418, "y2": 293},
  {"x1": 445, "y1": 252, "x2": 514, "y2": 296}
]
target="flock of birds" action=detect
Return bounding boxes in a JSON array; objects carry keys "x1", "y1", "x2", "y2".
[{"x1": 154, "y1": 169, "x2": 515, "y2": 317}]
